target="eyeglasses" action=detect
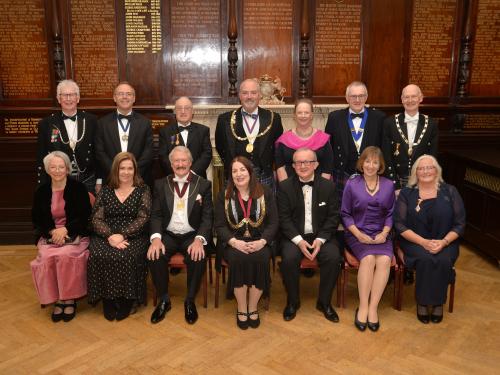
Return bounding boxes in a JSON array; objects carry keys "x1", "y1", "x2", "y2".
[
  {"x1": 175, "y1": 106, "x2": 193, "y2": 111},
  {"x1": 59, "y1": 93, "x2": 78, "y2": 99},
  {"x1": 348, "y1": 94, "x2": 367, "y2": 100},
  {"x1": 49, "y1": 166, "x2": 66, "y2": 172},
  {"x1": 293, "y1": 160, "x2": 316, "y2": 167},
  {"x1": 416, "y1": 166, "x2": 436, "y2": 172},
  {"x1": 116, "y1": 92, "x2": 134, "y2": 97},
  {"x1": 402, "y1": 95, "x2": 420, "y2": 101}
]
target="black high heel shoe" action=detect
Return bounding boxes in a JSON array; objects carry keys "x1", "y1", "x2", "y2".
[
  {"x1": 236, "y1": 311, "x2": 249, "y2": 330},
  {"x1": 62, "y1": 301, "x2": 77, "y2": 322},
  {"x1": 367, "y1": 320, "x2": 380, "y2": 332},
  {"x1": 116, "y1": 298, "x2": 133, "y2": 321},
  {"x1": 248, "y1": 311, "x2": 260, "y2": 328},
  {"x1": 430, "y1": 305, "x2": 443, "y2": 323},
  {"x1": 417, "y1": 304, "x2": 430, "y2": 324},
  {"x1": 51, "y1": 303, "x2": 65, "y2": 322},
  {"x1": 354, "y1": 308, "x2": 367, "y2": 332}
]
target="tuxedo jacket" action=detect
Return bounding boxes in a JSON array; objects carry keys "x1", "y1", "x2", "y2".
[
  {"x1": 382, "y1": 113, "x2": 438, "y2": 187},
  {"x1": 277, "y1": 175, "x2": 339, "y2": 242},
  {"x1": 215, "y1": 107, "x2": 283, "y2": 178},
  {"x1": 158, "y1": 121, "x2": 212, "y2": 178},
  {"x1": 32, "y1": 177, "x2": 91, "y2": 241},
  {"x1": 36, "y1": 110, "x2": 98, "y2": 186},
  {"x1": 324, "y1": 107, "x2": 385, "y2": 175},
  {"x1": 149, "y1": 174, "x2": 213, "y2": 243},
  {"x1": 95, "y1": 111, "x2": 153, "y2": 185}
]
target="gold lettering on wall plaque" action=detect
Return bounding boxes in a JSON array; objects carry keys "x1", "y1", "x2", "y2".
[
  {"x1": 2, "y1": 118, "x2": 41, "y2": 136},
  {"x1": 71, "y1": 0, "x2": 119, "y2": 97},
  {"x1": 313, "y1": 0, "x2": 362, "y2": 96},
  {"x1": 408, "y1": 0, "x2": 456, "y2": 97},
  {"x1": 464, "y1": 114, "x2": 500, "y2": 130},
  {"x1": 470, "y1": 0, "x2": 500, "y2": 96},
  {"x1": 125, "y1": 0, "x2": 161, "y2": 54},
  {"x1": 170, "y1": 0, "x2": 222, "y2": 97},
  {"x1": 0, "y1": 1, "x2": 50, "y2": 98}
]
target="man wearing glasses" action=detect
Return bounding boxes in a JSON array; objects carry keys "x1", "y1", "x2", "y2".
[
  {"x1": 278, "y1": 148, "x2": 342, "y2": 323},
  {"x1": 382, "y1": 84, "x2": 438, "y2": 190},
  {"x1": 325, "y1": 81, "x2": 385, "y2": 203},
  {"x1": 158, "y1": 96, "x2": 212, "y2": 178},
  {"x1": 36, "y1": 79, "x2": 98, "y2": 192},
  {"x1": 95, "y1": 82, "x2": 153, "y2": 188}
]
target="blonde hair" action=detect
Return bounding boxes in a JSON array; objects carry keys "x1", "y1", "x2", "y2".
[{"x1": 407, "y1": 154, "x2": 444, "y2": 188}]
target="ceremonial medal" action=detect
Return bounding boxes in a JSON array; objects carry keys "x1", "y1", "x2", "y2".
[
  {"x1": 175, "y1": 133, "x2": 180, "y2": 145},
  {"x1": 246, "y1": 143, "x2": 254, "y2": 153},
  {"x1": 408, "y1": 147, "x2": 413, "y2": 156},
  {"x1": 69, "y1": 140, "x2": 76, "y2": 151},
  {"x1": 176, "y1": 199, "x2": 185, "y2": 211},
  {"x1": 394, "y1": 143, "x2": 400, "y2": 156},
  {"x1": 243, "y1": 226, "x2": 251, "y2": 238},
  {"x1": 122, "y1": 134, "x2": 129, "y2": 141}
]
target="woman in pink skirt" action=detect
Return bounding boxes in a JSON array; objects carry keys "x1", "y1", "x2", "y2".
[{"x1": 31, "y1": 151, "x2": 91, "y2": 322}]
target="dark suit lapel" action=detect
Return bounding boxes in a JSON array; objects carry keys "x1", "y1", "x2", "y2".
[
  {"x1": 414, "y1": 114, "x2": 426, "y2": 144},
  {"x1": 53, "y1": 114, "x2": 72, "y2": 153},
  {"x1": 341, "y1": 110, "x2": 355, "y2": 153},
  {"x1": 292, "y1": 177, "x2": 306, "y2": 233},
  {"x1": 311, "y1": 178, "x2": 321, "y2": 232},
  {"x1": 226, "y1": 109, "x2": 241, "y2": 153},
  {"x1": 399, "y1": 114, "x2": 409, "y2": 139},
  {"x1": 164, "y1": 176, "x2": 174, "y2": 215},
  {"x1": 109, "y1": 113, "x2": 122, "y2": 153},
  {"x1": 127, "y1": 112, "x2": 139, "y2": 152},
  {"x1": 187, "y1": 174, "x2": 200, "y2": 214},
  {"x1": 76, "y1": 111, "x2": 84, "y2": 139},
  {"x1": 257, "y1": 107, "x2": 271, "y2": 160}
]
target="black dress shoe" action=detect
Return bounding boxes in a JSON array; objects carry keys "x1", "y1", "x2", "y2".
[
  {"x1": 103, "y1": 299, "x2": 117, "y2": 321},
  {"x1": 51, "y1": 303, "x2": 65, "y2": 323},
  {"x1": 236, "y1": 311, "x2": 249, "y2": 330},
  {"x1": 430, "y1": 305, "x2": 443, "y2": 323},
  {"x1": 354, "y1": 308, "x2": 367, "y2": 331},
  {"x1": 62, "y1": 302, "x2": 77, "y2": 322},
  {"x1": 430, "y1": 314, "x2": 443, "y2": 323},
  {"x1": 367, "y1": 320, "x2": 380, "y2": 332},
  {"x1": 248, "y1": 311, "x2": 260, "y2": 328},
  {"x1": 283, "y1": 302, "x2": 300, "y2": 321},
  {"x1": 151, "y1": 299, "x2": 171, "y2": 324},
  {"x1": 316, "y1": 302, "x2": 339, "y2": 323},
  {"x1": 184, "y1": 301, "x2": 198, "y2": 324}
]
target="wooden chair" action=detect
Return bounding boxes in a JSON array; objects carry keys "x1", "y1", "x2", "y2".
[
  {"x1": 299, "y1": 257, "x2": 343, "y2": 308},
  {"x1": 214, "y1": 258, "x2": 270, "y2": 310},
  {"x1": 152, "y1": 252, "x2": 208, "y2": 308},
  {"x1": 395, "y1": 245, "x2": 455, "y2": 312},
  {"x1": 339, "y1": 248, "x2": 401, "y2": 309}
]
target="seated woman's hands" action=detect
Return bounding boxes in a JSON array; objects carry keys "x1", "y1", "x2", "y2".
[
  {"x1": 372, "y1": 231, "x2": 389, "y2": 244},
  {"x1": 108, "y1": 234, "x2": 129, "y2": 249},
  {"x1": 50, "y1": 227, "x2": 68, "y2": 246},
  {"x1": 421, "y1": 239, "x2": 445, "y2": 254},
  {"x1": 229, "y1": 238, "x2": 267, "y2": 254}
]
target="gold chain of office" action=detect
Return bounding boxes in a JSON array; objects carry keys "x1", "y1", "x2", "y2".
[
  {"x1": 224, "y1": 196, "x2": 266, "y2": 230},
  {"x1": 229, "y1": 110, "x2": 274, "y2": 142}
]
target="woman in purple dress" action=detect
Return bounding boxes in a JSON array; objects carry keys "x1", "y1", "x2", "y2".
[{"x1": 341, "y1": 146, "x2": 395, "y2": 332}]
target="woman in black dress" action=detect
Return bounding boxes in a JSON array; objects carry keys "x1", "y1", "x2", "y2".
[
  {"x1": 87, "y1": 152, "x2": 151, "y2": 321},
  {"x1": 215, "y1": 156, "x2": 278, "y2": 329},
  {"x1": 394, "y1": 155, "x2": 465, "y2": 324}
]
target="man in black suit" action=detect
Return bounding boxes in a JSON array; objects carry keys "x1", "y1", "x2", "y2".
[
  {"x1": 36, "y1": 79, "x2": 98, "y2": 192},
  {"x1": 95, "y1": 82, "x2": 153, "y2": 188},
  {"x1": 158, "y1": 96, "x2": 212, "y2": 178},
  {"x1": 278, "y1": 148, "x2": 342, "y2": 323},
  {"x1": 147, "y1": 146, "x2": 213, "y2": 325},
  {"x1": 324, "y1": 81, "x2": 385, "y2": 202},
  {"x1": 216, "y1": 78, "x2": 283, "y2": 187},
  {"x1": 382, "y1": 84, "x2": 438, "y2": 190}
]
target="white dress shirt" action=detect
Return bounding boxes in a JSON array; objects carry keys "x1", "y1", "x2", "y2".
[{"x1": 404, "y1": 112, "x2": 419, "y2": 146}]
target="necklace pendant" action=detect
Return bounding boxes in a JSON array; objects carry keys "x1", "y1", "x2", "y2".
[
  {"x1": 243, "y1": 224, "x2": 251, "y2": 238},
  {"x1": 69, "y1": 140, "x2": 76, "y2": 150},
  {"x1": 122, "y1": 134, "x2": 129, "y2": 142},
  {"x1": 246, "y1": 143, "x2": 254, "y2": 153},
  {"x1": 408, "y1": 147, "x2": 413, "y2": 156}
]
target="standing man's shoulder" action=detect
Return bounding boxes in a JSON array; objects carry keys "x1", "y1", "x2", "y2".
[
  {"x1": 192, "y1": 122, "x2": 210, "y2": 133},
  {"x1": 328, "y1": 107, "x2": 349, "y2": 121},
  {"x1": 217, "y1": 109, "x2": 235, "y2": 122},
  {"x1": 97, "y1": 111, "x2": 115, "y2": 124},
  {"x1": 367, "y1": 107, "x2": 386, "y2": 120},
  {"x1": 132, "y1": 111, "x2": 151, "y2": 124},
  {"x1": 79, "y1": 110, "x2": 98, "y2": 122}
]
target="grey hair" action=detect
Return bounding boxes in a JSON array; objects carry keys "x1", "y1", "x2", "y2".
[
  {"x1": 169, "y1": 145, "x2": 193, "y2": 163},
  {"x1": 407, "y1": 154, "x2": 444, "y2": 188},
  {"x1": 43, "y1": 151, "x2": 72, "y2": 175},
  {"x1": 56, "y1": 79, "x2": 80, "y2": 98},
  {"x1": 345, "y1": 81, "x2": 368, "y2": 97},
  {"x1": 239, "y1": 78, "x2": 261, "y2": 93},
  {"x1": 293, "y1": 147, "x2": 318, "y2": 162}
]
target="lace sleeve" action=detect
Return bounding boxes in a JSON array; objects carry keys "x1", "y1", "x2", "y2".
[
  {"x1": 448, "y1": 184, "x2": 466, "y2": 236},
  {"x1": 394, "y1": 189, "x2": 410, "y2": 234},
  {"x1": 122, "y1": 186, "x2": 152, "y2": 238},
  {"x1": 91, "y1": 188, "x2": 113, "y2": 238}
]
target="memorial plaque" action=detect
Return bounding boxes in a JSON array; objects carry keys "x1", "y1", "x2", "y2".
[
  {"x1": 470, "y1": 0, "x2": 500, "y2": 96},
  {"x1": 170, "y1": 0, "x2": 222, "y2": 98},
  {"x1": 0, "y1": 0, "x2": 50, "y2": 98},
  {"x1": 464, "y1": 114, "x2": 500, "y2": 130},
  {"x1": 313, "y1": 0, "x2": 362, "y2": 97},
  {"x1": 243, "y1": 0, "x2": 293, "y2": 95},
  {"x1": 71, "y1": 0, "x2": 119, "y2": 98},
  {"x1": 1, "y1": 117, "x2": 41, "y2": 136},
  {"x1": 408, "y1": 0, "x2": 456, "y2": 97}
]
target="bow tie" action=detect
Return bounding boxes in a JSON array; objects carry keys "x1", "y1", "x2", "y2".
[
  {"x1": 179, "y1": 125, "x2": 191, "y2": 132},
  {"x1": 173, "y1": 175, "x2": 190, "y2": 183},
  {"x1": 118, "y1": 114, "x2": 132, "y2": 121},
  {"x1": 62, "y1": 114, "x2": 77, "y2": 122},
  {"x1": 350, "y1": 112, "x2": 364, "y2": 120},
  {"x1": 404, "y1": 115, "x2": 419, "y2": 124},
  {"x1": 242, "y1": 111, "x2": 258, "y2": 120},
  {"x1": 300, "y1": 181, "x2": 313, "y2": 188}
]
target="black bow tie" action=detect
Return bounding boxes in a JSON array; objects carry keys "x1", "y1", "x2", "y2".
[
  {"x1": 118, "y1": 114, "x2": 132, "y2": 121},
  {"x1": 300, "y1": 181, "x2": 313, "y2": 187},
  {"x1": 350, "y1": 112, "x2": 364, "y2": 120},
  {"x1": 242, "y1": 111, "x2": 258, "y2": 120},
  {"x1": 179, "y1": 125, "x2": 191, "y2": 132},
  {"x1": 62, "y1": 114, "x2": 77, "y2": 122}
]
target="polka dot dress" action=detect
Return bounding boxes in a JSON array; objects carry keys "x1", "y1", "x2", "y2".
[{"x1": 87, "y1": 185, "x2": 151, "y2": 305}]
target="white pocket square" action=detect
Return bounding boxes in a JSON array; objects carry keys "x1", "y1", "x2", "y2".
[
  {"x1": 196, "y1": 194, "x2": 202, "y2": 203},
  {"x1": 319, "y1": 202, "x2": 326, "y2": 206}
]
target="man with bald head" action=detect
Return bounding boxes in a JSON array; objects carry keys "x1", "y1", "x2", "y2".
[
  {"x1": 158, "y1": 96, "x2": 212, "y2": 178},
  {"x1": 215, "y1": 78, "x2": 283, "y2": 187},
  {"x1": 382, "y1": 84, "x2": 438, "y2": 189}
]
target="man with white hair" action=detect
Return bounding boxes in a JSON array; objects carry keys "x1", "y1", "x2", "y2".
[{"x1": 36, "y1": 79, "x2": 98, "y2": 192}]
